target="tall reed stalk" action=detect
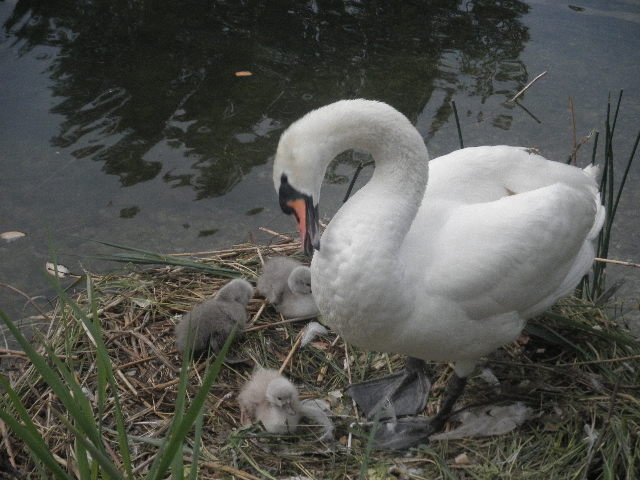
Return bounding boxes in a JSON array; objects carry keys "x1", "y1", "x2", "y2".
[{"x1": 589, "y1": 91, "x2": 639, "y2": 300}]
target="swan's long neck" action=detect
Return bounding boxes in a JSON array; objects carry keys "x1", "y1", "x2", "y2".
[
  {"x1": 310, "y1": 101, "x2": 428, "y2": 252},
  {"x1": 289, "y1": 100, "x2": 429, "y2": 339}
]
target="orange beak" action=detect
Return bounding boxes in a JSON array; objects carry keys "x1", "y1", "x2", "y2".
[
  {"x1": 278, "y1": 174, "x2": 320, "y2": 256},
  {"x1": 287, "y1": 198, "x2": 308, "y2": 245}
]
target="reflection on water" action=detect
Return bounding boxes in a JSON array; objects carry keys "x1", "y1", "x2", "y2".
[
  {"x1": 1, "y1": 0, "x2": 639, "y2": 330},
  {"x1": 4, "y1": 0, "x2": 530, "y2": 197}
]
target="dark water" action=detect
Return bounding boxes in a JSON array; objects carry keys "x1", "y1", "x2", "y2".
[{"x1": 1, "y1": 0, "x2": 639, "y2": 332}]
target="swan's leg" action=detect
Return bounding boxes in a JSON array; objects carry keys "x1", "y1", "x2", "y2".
[
  {"x1": 429, "y1": 373, "x2": 467, "y2": 430},
  {"x1": 371, "y1": 373, "x2": 468, "y2": 450},
  {"x1": 345, "y1": 357, "x2": 430, "y2": 420}
]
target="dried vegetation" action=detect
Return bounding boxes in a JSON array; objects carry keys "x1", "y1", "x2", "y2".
[{"x1": 1, "y1": 232, "x2": 639, "y2": 479}]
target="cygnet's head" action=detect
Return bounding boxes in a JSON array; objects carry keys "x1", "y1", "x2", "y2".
[
  {"x1": 216, "y1": 278, "x2": 254, "y2": 305},
  {"x1": 265, "y1": 377, "x2": 298, "y2": 414},
  {"x1": 287, "y1": 266, "x2": 312, "y2": 295}
]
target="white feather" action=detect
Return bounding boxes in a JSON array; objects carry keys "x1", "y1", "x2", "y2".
[{"x1": 273, "y1": 99, "x2": 605, "y2": 378}]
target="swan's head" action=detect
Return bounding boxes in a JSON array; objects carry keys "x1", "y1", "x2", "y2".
[
  {"x1": 273, "y1": 108, "x2": 336, "y2": 256},
  {"x1": 274, "y1": 99, "x2": 411, "y2": 256},
  {"x1": 265, "y1": 377, "x2": 298, "y2": 415}
]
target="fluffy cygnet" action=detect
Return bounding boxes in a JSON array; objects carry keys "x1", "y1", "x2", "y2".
[
  {"x1": 175, "y1": 278, "x2": 253, "y2": 356},
  {"x1": 238, "y1": 368, "x2": 301, "y2": 434},
  {"x1": 256, "y1": 257, "x2": 319, "y2": 318}
]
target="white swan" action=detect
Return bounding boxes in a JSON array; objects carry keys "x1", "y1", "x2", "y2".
[{"x1": 272, "y1": 99, "x2": 605, "y2": 448}]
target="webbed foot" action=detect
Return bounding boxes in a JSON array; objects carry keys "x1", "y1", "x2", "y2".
[
  {"x1": 371, "y1": 415, "x2": 446, "y2": 450},
  {"x1": 346, "y1": 357, "x2": 430, "y2": 420},
  {"x1": 368, "y1": 373, "x2": 469, "y2": 450}
]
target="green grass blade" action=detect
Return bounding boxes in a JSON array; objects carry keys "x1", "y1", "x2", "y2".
[
  {"x1": 0, "y1": 374, "x2": 76, "y2": 480},
  {"x1": 525, "y1": 316, "x2": 586, "y2": 354},
  {"x1": 87, "y1": 276, "x2": 134, "y2": 479},
  {"x1": 145, "y1": 327, "x2": 238, "y2": 480},
  {"x1": 89, "y1": 239, "x2": 240, "y2": 278},
  {"x1": 590, "y1": 130, "x2": 600, "y2": 166},
  {"x1": 169, "y1": 352, "x2": 191, "y2": 480},
  {"x1": 54, "y1": 411, "x2": 126, "y2": 480},
  {"x1": 358, "y1": 410, "x2": 383, "y2": 480},
  {"x1": 49, "y1": 274, "x2": 135, "y2": 480},
  {"x1": 451, "y1": 100, "x2": 464, "y2": 149},
  {"x1": 0, "y1": 310, "x2": 104, "y2": 447},
  {"x1": 188, "y1": 408, "x2": 205, "y2": 480},
  {"x1": 45, "y1": 343, "x2": 105, "y2": 449},
  {"x1": 75, "y1": 437, "x2": 92, "y2": 480},
  {"x1": 610, "y1": 89, "x2": 623, "y2": 134},
  {"x1": 0, "y1": 406, "x2": 73, "y2": 480}
]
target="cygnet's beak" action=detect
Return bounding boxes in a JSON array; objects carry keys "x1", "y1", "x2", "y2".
[
  {"x1": 278, "y1": 177, "x2": 320, "y2": 257},
  {"x1": 284, "y1": 403, "x2": 297, "y2": 416}
]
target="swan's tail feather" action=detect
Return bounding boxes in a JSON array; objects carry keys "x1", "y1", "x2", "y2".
[
  {"x1": 589, "y1": 201, "x2": 606, "y2": 241},
  {"x1": 582, "y1": 164, "x2": 600, "y2": 180}
]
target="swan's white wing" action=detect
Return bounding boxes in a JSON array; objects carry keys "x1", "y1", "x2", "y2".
[
  {"x1": 426, "y1": 146, "x2": 598, "y2": 205},
  {"x1": 415, "y1": 183, "x2": 599, "y2": 320}
]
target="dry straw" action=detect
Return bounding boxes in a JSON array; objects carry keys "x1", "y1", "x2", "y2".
[{"x1": 1, "y1": 231, "x2": 639, "y2": 479}]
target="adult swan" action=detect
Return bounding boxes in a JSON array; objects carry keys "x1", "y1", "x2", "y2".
[{"x1": 273, "y1": 99, "x2": 605, "y2": 449}]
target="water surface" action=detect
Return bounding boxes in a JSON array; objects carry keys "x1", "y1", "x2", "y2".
[{"x1": 1, "y1": 0, "x2": 639, "y2": 331}]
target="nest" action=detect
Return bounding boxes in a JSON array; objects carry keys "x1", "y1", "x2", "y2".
[{"x1": 1, "y1": 232, "x2": 639, "y2": 479}]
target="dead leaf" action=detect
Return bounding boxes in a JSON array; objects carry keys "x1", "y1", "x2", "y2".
[
  {"x1": 1, "y1": 231, "x2": 26, "y2": 242},
  {"x1": 235, "y1": 71, "x2": 252, "y2": 77},
  {"x1": 45, "y1": 262, "x2": 71, "y2": 278}
]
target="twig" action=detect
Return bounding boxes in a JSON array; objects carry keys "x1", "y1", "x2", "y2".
[
  {"x1": 244, "y1": 314, "x2": 317, "y2": 333},
  {"x1": 557, "y1": 353, "x2": 640, "y2": 367},
  {"x1": 509, "y1": 71, "x2": 548, "y2": 103},
  {"x1": 279, "y1": 333, "x2": 302, "y2": 374},
  {"x1": 0, "y1": 347, "x2": 28, "y2": 357},
  {"x1": 247, "y1": 301, "x2": 267, "y2": 327},
  {"x1": 258, "y1": 227, "x2": 295, "y2": 242},
  {"x1": 0, "y1": 347, "x2": 78, "y2": 361},
  {"x1": 186, "y1": 457, "x2": 261, "y2": 480},
  {"x1": 595, "y1": 257, "x2": 640, "y2": 268},
  {"x1": 513, "y1": 100, "x2": 542, "y2": 123},
  {"x1": 167, "y1": 240, "x2": 299, "y2": 257},
  {"x1": 569, "y1": 129, "x2": 596, "y2": 163},
  {"x1": 255, "y1": 246, "x2": 265, "y2": 267},
  {"x1": 0, "y1": 419, "x2": 18, "y2": 471},
  {"x1": 0, "y1": 282, "x2": 53, "y2": 323}
]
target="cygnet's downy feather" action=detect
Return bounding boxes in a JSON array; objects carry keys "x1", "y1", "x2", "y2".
[
  {"x1": 237, "y1": 368, "x2": 301, "y2": 434},
  {"x1": 429, "y1": 402, "x2": 533, "y2": 440},
  {"x1": 175, "y1": 278, "x2": 253, "y2": 356},
  {"x1": 237, "y1": 368, "x2": 334, "y2": 439},
  {"x1": 257, "y1": 257, "x2": 319, "y2": 318}
]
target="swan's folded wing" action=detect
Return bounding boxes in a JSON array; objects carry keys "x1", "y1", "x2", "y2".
[{"x1": 422, "y1": 183, "x2": 600, "y2": 319}]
